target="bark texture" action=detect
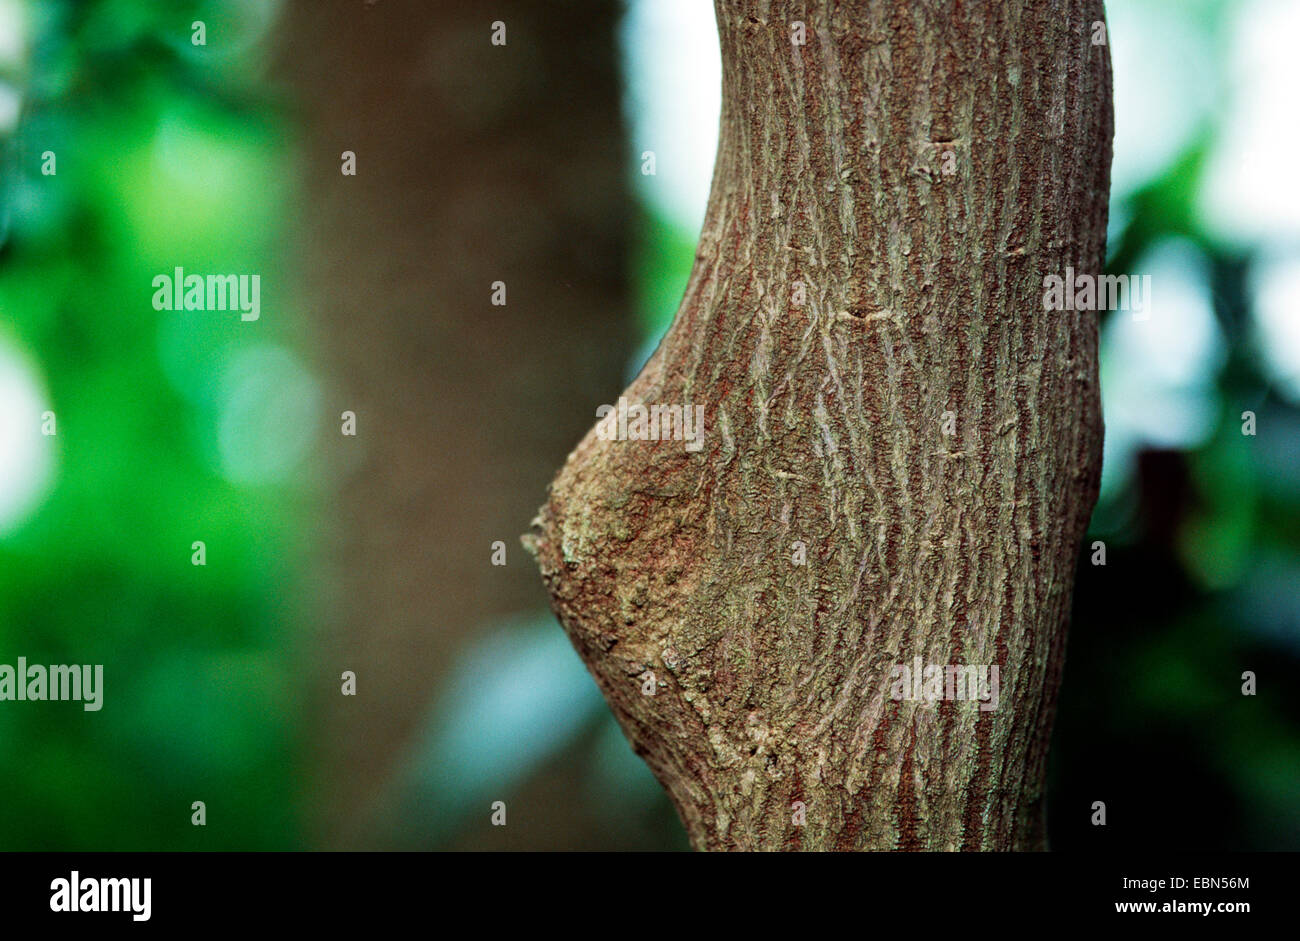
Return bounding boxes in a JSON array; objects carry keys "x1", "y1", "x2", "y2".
[{"x1": 529, "y1": 0, "x2": 1112, "y2": 850}]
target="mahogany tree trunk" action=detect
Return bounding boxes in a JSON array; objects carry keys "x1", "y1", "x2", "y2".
[{"x1": 528, "y1": 0, "x2": 1112, "y2": 850}]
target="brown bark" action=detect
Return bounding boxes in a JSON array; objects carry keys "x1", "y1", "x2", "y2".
[
  {"x1": 279, "y1": 0, "x2": 632, "y2": 847},
  {"x1": 528, "y1": 0, "x2": 1112, "y2": 850}
]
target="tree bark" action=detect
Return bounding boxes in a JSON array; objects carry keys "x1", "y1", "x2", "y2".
[
  {"x1": 528, "y1": 0, "x2": 1112, "y2": 850},
  {"x1": 279, "y1": 0, "x2": 633, "y2": 847}
]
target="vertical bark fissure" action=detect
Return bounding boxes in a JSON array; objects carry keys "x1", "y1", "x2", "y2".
[{"x1": 528, "y1": 0, "x2": 1111, "y2": 851}]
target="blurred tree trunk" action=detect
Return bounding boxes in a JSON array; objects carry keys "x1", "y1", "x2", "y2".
[
  {"x1": 279, "y1": 0, "x2": 632, "y2": 847},
  {"x1": 530, "y1": 0, "x2": 1112, "y2": 850}
]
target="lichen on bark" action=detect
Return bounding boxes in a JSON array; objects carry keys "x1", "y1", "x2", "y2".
[{"x1": 527, "y1": 0, "x2": 1112, "y2": 851}]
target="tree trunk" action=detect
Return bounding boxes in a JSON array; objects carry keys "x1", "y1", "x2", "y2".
[
  {"x1": 279, "y1": 0, "x2": 633, "y2": 847},
  {"x1": 528, "y1": 0, "x2": 1111, "y2": 851}
]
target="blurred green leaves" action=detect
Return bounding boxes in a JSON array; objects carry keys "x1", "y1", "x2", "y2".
[{"x1": 0, "y1": 0, "x2": 303, "y2": 849}]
